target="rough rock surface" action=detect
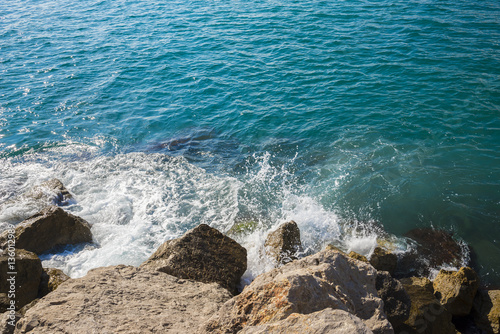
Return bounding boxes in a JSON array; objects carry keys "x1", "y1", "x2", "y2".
[
  {"x1": 204, "y1": 249, "x2": 393, "y2": 334},
  {"x1": 15, "y1": 265, "x2": 233, "y2": 334},
  {"x1": 0, "y1": 311, "x2": 21, "y2": 334},
  {"x1": 264, "y1": 221, "x2": 303, "y2": 266},
  {"x1": 473, "y1": 289, "x2": 500, "y2": 334},
  {"x1": 239, "y1": 308, "x2": 374, "y2": 334},
  {"x1": 38, "y1": 268, "x2": 70, "y2": 298},
  {"x1": 23, "y1": 179, "x2": 73, "y2": 206},
  {"x1": 349, "y1": 251, "x2": 369, "y2": 263},
  {"x1": 141, "y1": 224, "x2": 247, "y2": 294},
  {"x1": 0, "y1": 206, "x2": 92, "y2": 255},
  {"x1": 0, "y1": 249, "x2": 43, "y2": 312},
  {"x1": 433, "y1": 267, "x2": 479, "y2": 316},
  {"x1": 397, "y1": 277, "x2": 456, "y2": 334},
  {"x1": 370, "y1": 247, "x2": 397, "y2": 275},
  {"x1": 375, "y1": 271, "x2": 411, "y2": 328}
]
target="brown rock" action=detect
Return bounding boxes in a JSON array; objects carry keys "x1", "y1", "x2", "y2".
[
  {"x1": 0, "y1": 249, "x2": 43, "y2": 312},
  {"x1": 141, "y1": 224, "x2": 247, "y2": 295},
  {"x1": 264, "y1": 221, "x2": 303, "y2": 266},
  {"x1": 349, "y1": 251, "x2": 369, "y2": 263},
  {"x1": 15, "y1": 265, "x2": 233, "y2": 334},
  {"x1": 0, "y1": 206, "x2": 92, "y2": 254},
  {"x1": 473, "y1": 289, "x2": 500, "y2": 334},
  {"x1": 397, "y1": 277, "x2": 456, "y2": 334},
  {"x1": 376, "y1": 271, "x2": 411, "y2": 328},
  {"x1": 433, "y1": 267, "x2": 479, "y2": 316},
  {"x1": 0, "y1": 311, "x2": 21, "y2": 334},
  {"x1": 38, "y1": 268, "x2": 70, "y2": 298},
  {"x1": 239, "y1": 308, "x2": 374, "y2": 334},
  {"x1": 370, "y1": 247, "x2": 397, "y2": 275},
  {"x1": 204, "y1": 249, "x2": 393, "y2": 334}
]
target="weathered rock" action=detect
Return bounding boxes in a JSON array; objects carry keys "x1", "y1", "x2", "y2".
[
  {"x1": 398, "y1": 228, "x2": 467, "y2": 278},
  {"x1": 370, "y1": 247, "x2": 397, "y2": 275},
  {"x1": 0, "y1": 311, "x2": 21, "y2": 334},
  {"x1": 433, "y1": 267, "x2": 479, "y2": 316},
  {"x1": 0, "y1": 206, "x2": 92, "y2": 254},
  {"x1": 141, "y1": 224, "x2": 247, "y2": 295},
  {"x1": 204, "y1": 249, "x2": 393, "y2": 334},
  {"x1": 349, "y1": 251, "x2": 369, "y2": 263},
  {"x1": 38, "y1": 268, "x2": 70, "y2": 298},
  {"x1": 15, "y1": 265, "x2": 233, "y2": 334},
  {"x1": 23, "y1": 179, "x2": 73, "y2": 206},
  {"x1": 264, "y1": 221, "x2": 303, "y2": 266},
  {"x1": 239, "y1": 308, "x2": 374, "y2": 334},
  {"x1": 376, "y1": 271, "x2": 411, "y2": 328},
  {"x1": 473, "y1": 289, "x2": 500, "y2": 334},
  {"x1": 397, "y1": 277, "x2": 456, "y2": 334},
  {"x1": 0, "y1": 249, "x2": 43, "y2": 312}
]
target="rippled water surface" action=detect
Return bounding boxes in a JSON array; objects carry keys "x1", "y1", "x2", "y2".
[{"x1": 1, "y1": 0, "x2": 500, "y2": 284}]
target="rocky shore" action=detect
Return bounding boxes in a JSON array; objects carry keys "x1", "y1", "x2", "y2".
[{"x1": 1, "y1": 179, "x2": 499, "y2": 333}]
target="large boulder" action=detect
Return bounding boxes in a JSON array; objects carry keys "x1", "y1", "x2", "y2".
[
  {"x1": 204, "y1": 249, "x2": 393, "y2": 334},
  {"x1": 397, "y1": 277, "x2": 456, "y2": 334},
  {"x1": 264, "y1": 221, "x2": 303, "y2": 266},
  {"x1": 375, "y1": 271, "x2": 411, "y2": 328},
  {"x1": 0, "y1": 206, "x2": 92, "y2": 254},
  {"x1": 239, "y1": 308, "x2": 374, "y2": 334},
  {"x1": 15, "y1": 265, "x2": 233, "y2": 334},
  {"x1": 0, "y1": 249, "x2": 43, "y2": 312},
  {"x1": 473, "y1": 289, "x2": 500, "y2": 334},
  {"x1": 433, "y1": 267, "x2": 479, "y2": 316},
  {"x1": 370, "y1": 247, "x2": 397, "y2": 275},
  {"x1": 141, "y1": 224, "x2": 247, "y2": 295},
  {"x1": 38, "y1": 268, "x2": 70, "y2": 298}
]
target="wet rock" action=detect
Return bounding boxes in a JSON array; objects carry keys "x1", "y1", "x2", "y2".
[
  {"x1": 398, "y1": 228, "x2": 467, "y2": 278},
  {"x1": 38, "y1": 268, "x2": 70, "y2": 298},
  {"x1": 0, "y1": 206, "x2": 92, "y2": 255},
  {"x1": 0, "y1": 249, "x2": 43, "y2": 312},
  {"x1": 397, "y1": 277, "x2": 456, "y2": 334},
  {"x1": 141, "y1": 224, "x2": 247, "y2": 295},
  {"x1": 433, "y1": 267, "x2": 479, "y2": 316},
  {"x1": 264, "y1": 221, "x2": 303, "y2": 266},
  {"x1": 370, "y1": 247, "x2": 397, "y2": 275},
  {"x1": 473, "y1": 289, "x2": 500, "y2": 334},
  {"x1": 23, "y1": 179, "x2": 73, "y2": 206},
  {"x1": 349, "y1": 251, "x2": 369, "y2": 263},
  {"x1": 15, "y1": 265, "x2": 233, "y2": 334},
  {"x1": 204, "y1": 249, "x2": 393, "y2": 334},
  {"x1": 239, "y1": 308, "x2": 374, "y2": 334},
  {"x1": 375, "y1": 271, "x2": 411, "y2": 328}
]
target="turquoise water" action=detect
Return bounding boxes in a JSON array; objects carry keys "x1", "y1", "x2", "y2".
[{"x1": 1, "y1": 0, "x2": 500, "y2": 284}]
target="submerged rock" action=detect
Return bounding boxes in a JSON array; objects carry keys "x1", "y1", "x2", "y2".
[
  {"x1": 23, "y1": 179, "x2": 73, "y2": 207},
  {"x1": 0, "y1": 249, "x2": 43, "y2": 312},
  {"x1": 397, "y1": 277, "x2": 456, "y2": 334},
  {"x1": 433, "y1": 267, "x2": 479, "y2": 316},
  {"x1": 0, "y1": 206, "x2": 92, "y2": 255},
  {"x1": 15, "y1": 265, "x2": 233, "y2": 334},
  {"x1": 38, "y1": 268, "x2": 70, "y2": 298},
  {"x1": 141, "y1": 224, "x2": 247, "y2": 295},
  {"x1": 239, "y1": 308, "x2": 374, "y2": 334},
  {"x1": 473, "y1": 289, "x2": 500, "y2": 334},
  {"x1": 375, "y1": 271, "x2": 411, "y2": 329},
  {"x1": 370, "y1": 247, "x2": 397, "y2": 275},
  {"x1": 204, "y1": 249, "x2": 393, "y2": 334},
  {"x1": 226, "y1": 220, "x2": 260, "y2": 238},
  {"x1": 264, "y1": 221, "x2": 303, "y2": 266}
]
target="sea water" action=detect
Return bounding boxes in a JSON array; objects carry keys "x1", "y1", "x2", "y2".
[{"x1": 1, "y1": 0, "x2": 499, "y2": 285}]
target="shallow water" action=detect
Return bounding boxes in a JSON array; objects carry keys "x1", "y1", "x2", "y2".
[{"x1": 1, "y1": 0, "x2": 499, "y2": 285}]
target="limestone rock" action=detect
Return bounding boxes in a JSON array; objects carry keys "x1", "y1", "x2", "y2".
[
  {"x1": 433, "y1": 267, "x2": 479, "y2": 316},
  {"x1": 370, "y1": 247, "x2": 397, "y2": 275},
  {"x1": 15, "y1": 265, "x2": 233, "y2": 334},
  {"x1": 375, "y1": 271, "x2": 411, "y2": 328},
  {"x1": 0, "y1": 249, "x2": 43, "y2": 312},
  {"x1": 204, "y1": 249, "x2": 393, "y2": 334},
  {"x1": 349, "y1": 251, "x2": 369, "y2": 263},
  {"x1": 239, "y1": 308, "x2": 374, "y2": 334},
  {"x1": 264, "y1": 221, "x2": 303, "y2": 266},
  {"x1": 38, "y1": 268, "x2": 70, "y2": 297},
  {"x1": 397, "y1": 277, "x2": 456, "y2": 334},
  {"x1": 141, "y1": 224, "x2": 247, "y2": 295},
  {"x1": 473, "y1": 289, "x2": 500, "y2": 334},
  {"x1": 0, "y1": 206, "x2": 92, "y2": 254},
  {"x1": 23, "y1": 179, "x2": 73, "y2": 206},
  {"x1": 0, "y1": 311, "x2": 21, "y2": 334}
]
